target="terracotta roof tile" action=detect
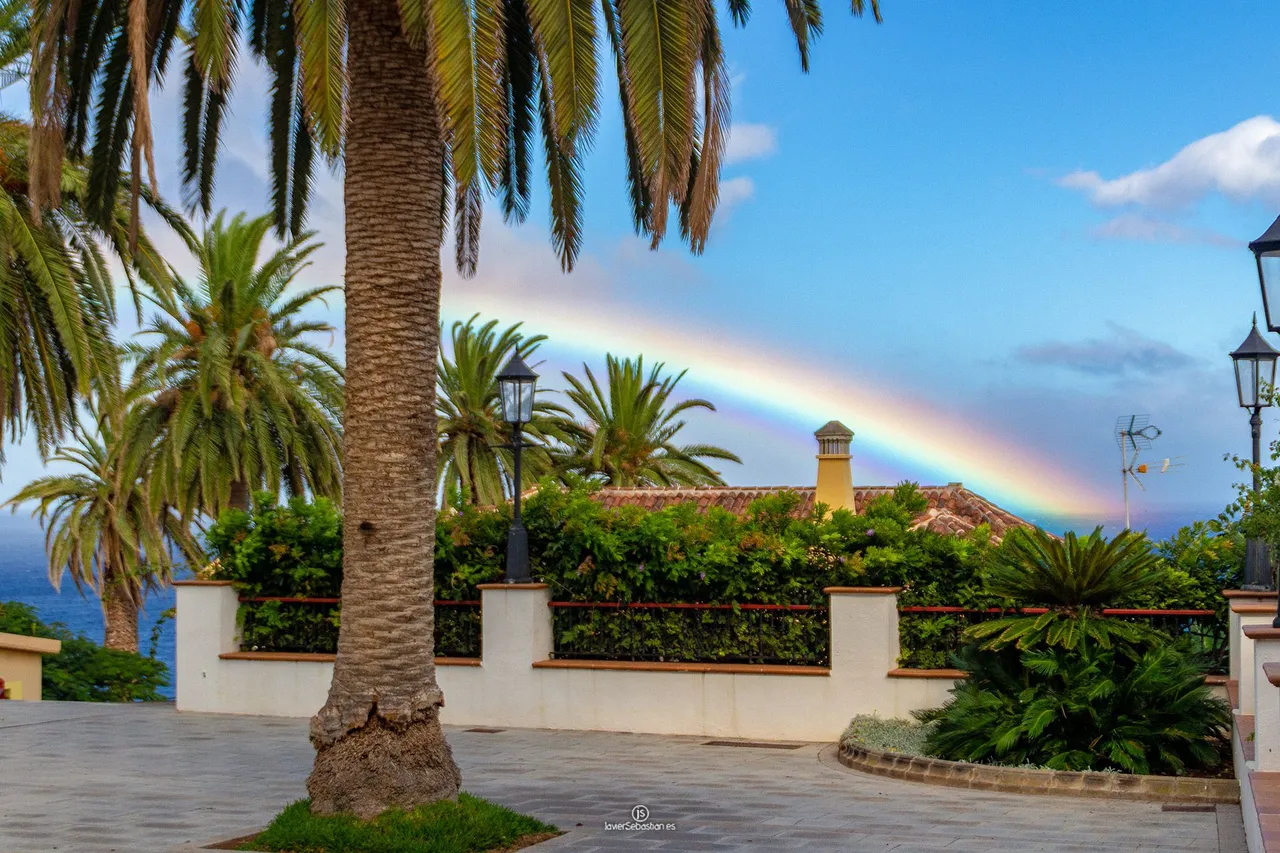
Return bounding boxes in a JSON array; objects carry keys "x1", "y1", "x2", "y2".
[
  {"x1": 591, "y1": 483, "x2": 1033, "y2": 542},
  {"x1": 592, "y1": 486, "x2": 816, "y2": 516}
]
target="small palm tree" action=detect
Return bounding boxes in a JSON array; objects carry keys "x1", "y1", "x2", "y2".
[
  {"x1": 0, "y1": 116, "x2": 184, "y2": 461},
  {"x1": 129, "y1": 211, "x2": 343, "y2": 518},
  {"x1": 969, "y1": 527, "x2": 1164, "y2": 653},
  {"x1": 438, "y1": 315, "x2": 576, "y2": 506},
  {"x1": 5, "y1": 381, "x2": 202, "y2": 652},
  {"x1": 561, "y1": 355, "x2": 740, "y2": 487}
]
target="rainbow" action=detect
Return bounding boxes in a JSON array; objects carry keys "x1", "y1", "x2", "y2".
[{"x1": 441, "y1": 291, "x2": 1108, "y2": 519}]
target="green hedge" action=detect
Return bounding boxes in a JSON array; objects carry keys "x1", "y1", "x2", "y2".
[
  {"x1": 0, "y1": 601, "x2": 170, "y2": 701},
  {"x1": 204, "y1": 485, "x2": 1239, "y2": 668}
]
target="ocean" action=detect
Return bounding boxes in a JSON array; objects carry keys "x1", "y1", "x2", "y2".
[{"x1": 0, "y1": 514, "x2": 178, "y2": 697}]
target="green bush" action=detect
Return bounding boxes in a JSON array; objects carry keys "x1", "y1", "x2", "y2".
[
  {"x1": 206, "y1": 494, "x2": 344, "y2": 653},
  {"x1": 204, "y1": 486, "x2": 1236, "y2": 670},
  {"x1": 0, "y1": 601, "x2": 170, "y2": 701},
  {"x1": 920, "y1": 528, "x2": 1231, "y2": 776},
  {"x1": 919, "y1": 643, "x2": 1230, "y2": 774},
  {"x1": 210, "y1": 481, "x2": 989, "y2": 660}
]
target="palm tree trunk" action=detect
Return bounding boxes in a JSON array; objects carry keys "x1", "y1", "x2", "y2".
[
  {"x1": 229, "y1": 478, "x2": 250, "y2": 512},
  {"x1": 306, "y1": 0, "x2": 460, "y2": 818},
  {"x1": 101, "y1": 562, "x2": 139, "y2": 653}
]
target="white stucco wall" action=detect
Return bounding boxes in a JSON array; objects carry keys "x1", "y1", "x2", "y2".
[
  {"x1": 174, "y1": 582, "x2": 960, "y2": 740},
  {"x1": 1231, "y1": 596, "x2": 1277, "y2": 715}
]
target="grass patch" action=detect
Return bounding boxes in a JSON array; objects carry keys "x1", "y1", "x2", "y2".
[
  {"x1": 840, "y1": 714, "x2": 935, "y2": 756},
  {"x1": 242, "y1": 793, "x2": 559, "y2": 853}
]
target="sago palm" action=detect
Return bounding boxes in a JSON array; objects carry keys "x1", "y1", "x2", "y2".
[
  {"x1": 4, "y1": 379, "x2": 202, "y2": 652},
  {"x1": 969, "y1": 527, "x2": 1165, "y2": 654},
  {"x1": 0, "y1": 116, "x2": 183, "y2": 461},
  {"x1": 438, "y1": 315, "x2": 576, "y2": 506},
  {"x1": 562, "y1": 355, "x2": 740, "y2": 486},
  {"x1": 128, "y1": 212, "x2": 343, "y2": 518},
  {"x1": 28, "y1": 0, "x2": 881, "y2": 815}
]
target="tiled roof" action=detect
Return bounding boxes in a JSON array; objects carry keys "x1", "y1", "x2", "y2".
[
  {"x1": 591, "y1": 484, "x2": 1032, "y2": 541},
  {"x1": 592, "y1": 486, "x2": 818, "y2": 516}
]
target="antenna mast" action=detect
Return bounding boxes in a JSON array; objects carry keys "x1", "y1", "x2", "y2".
[{"x1": 1115, "y1": 415, "x2": 1165, "y2": 529}]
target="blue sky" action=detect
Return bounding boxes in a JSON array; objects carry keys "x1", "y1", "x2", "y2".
[{"x1": 5, "y1": 1, "x2": 1280, "y2": 537}]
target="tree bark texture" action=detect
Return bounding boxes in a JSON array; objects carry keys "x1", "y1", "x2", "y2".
[
  {"x1": 228, "y1": 478, "x2": 250, "y2": 512},
  {"x1": 306, "y1": 0, "x2": 461, "y2": 818},
  {"x1": 101, "y1": 562, "x2": 139, "y2": 653}
]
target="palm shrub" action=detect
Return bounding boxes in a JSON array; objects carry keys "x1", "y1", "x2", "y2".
[
  {"x1": 922, "y1": 526, "x2": 1231, "y2": 775},
  {"x1": 968, "y1": 527, "x2": 1165, "y2": 653},
  {"x1": 920, "y1": 643, "x2": 1230, "y2": 774}
]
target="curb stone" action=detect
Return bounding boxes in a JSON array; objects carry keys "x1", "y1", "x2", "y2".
[{"x1": 835, "y1": 741, "x2": 1240, "y2": 804}]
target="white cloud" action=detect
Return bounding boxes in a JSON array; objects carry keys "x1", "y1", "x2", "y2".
[
  {"x1": 717, "y1": 176, "x2": 755, "y2": 214},
  {"x1": 725, "y1": 123, "x2": 777, "y2": 164},
  {"x1": 1089, "y1": 214, "x2": 1239, "y2": 248},
  {"x1": 1058, "y1": 115, "x2": 1280, "y2": 210}
]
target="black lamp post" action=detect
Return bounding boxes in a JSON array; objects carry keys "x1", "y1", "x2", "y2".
[
  {"x1": 497, "y1": 352, "x2": 537, "y2": 583},
  {"x1": 1231, "y1": 316, "x2": 1279, "y2": 592},
  {"x1": 1251, "y1": 215, "x2": 1280, "y2": 334}
]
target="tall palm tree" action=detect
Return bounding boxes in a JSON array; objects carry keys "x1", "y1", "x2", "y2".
[
  {"x1": 562, "y1": 355, "x2": 740, "y2": 486},
  {"x1": 129, "y1": 212, "x2": 343, "y2": 518},
  {"x1": 438, "y1": 315, "x2": 576, "y2": 506},
  {"x1": 29, "y1": 0, "x2": 881, "y2": 817},
  {"x1": 4, "y1": 378, "x2": 202, "y2": 652},
  {"x1": 0, "y1": 116, "x2": 183, "y2": 463}
]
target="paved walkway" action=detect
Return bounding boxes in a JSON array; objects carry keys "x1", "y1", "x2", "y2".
[{"x1": 0, "y1": 701, "x2": 1248, "y2": 853}]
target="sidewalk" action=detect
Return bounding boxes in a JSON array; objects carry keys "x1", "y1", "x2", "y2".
[{"x1": 0, "y1": 701, "x2": 1246, "y2": 852}]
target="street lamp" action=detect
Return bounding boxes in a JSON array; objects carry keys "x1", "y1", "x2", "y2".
[
  {"x1": 1252, "y1": 215, "x2": 1280, "y2": 333},
  {"x1": 1232, "y1": 315, "x2": 1280, "y2": 593},
  {"x1": 497, "y1": 352, "x2": 537, "y2": 584}
]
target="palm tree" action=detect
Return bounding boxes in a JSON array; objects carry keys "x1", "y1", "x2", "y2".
[
  {"x1": 29, "y1": 0, "x2": 881, "y2": 816},
  {"x1": 0, "y1": 0, "x2": 30, "y2": 89},
  {"x1": 4, "y1": 379, "x2": 202, "y2": 652},
  {"x1": 129, "y1": 212, "x2": 343, "y2": 518},
  {"x1": 561, "y1": 355, "x2": 740, "y2": 486},
  {"x1": 438, "y1": 315, "x2": 576, "y2": 506},
  {"x1": 0, "y1": 116, "x2": 183, "y2": 463}
]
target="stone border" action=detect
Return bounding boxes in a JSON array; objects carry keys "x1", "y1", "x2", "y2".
[{"x1": 836, "y1": 741, "x2": 1239, "y2": 803}]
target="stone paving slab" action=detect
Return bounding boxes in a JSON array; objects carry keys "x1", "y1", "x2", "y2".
[{"x1": 0, "y1": 701, "x2": 1248, "y2": 853}]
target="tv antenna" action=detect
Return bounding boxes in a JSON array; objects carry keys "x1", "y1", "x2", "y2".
[{"x1": 1115, "y1": 416, "x2": 1181, "y2": 529}]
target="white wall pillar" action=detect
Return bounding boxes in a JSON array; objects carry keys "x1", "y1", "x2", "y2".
[
  {"x1": 478, "y1": 583, "x2": 552, "y2": 669},
  {"x1": 474, "y1": 583, "x2": 552, "y2": 727},
  {"x1": 1230, "y1": 593, "x2": 1277, "y2": 713},
  {"x1": 826, "y1": 587, "x2": 900, "y2": 677},
  {"x1": 1250, "y1": 628, "x2": 1280, "y2": 770},
  {"x1": 174, "y1": 581, "x2": 239, "y2": 712}
]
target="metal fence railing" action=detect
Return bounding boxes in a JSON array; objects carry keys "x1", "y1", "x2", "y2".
[
  {"x1": 548, "y1": 601, "x2": 830, "y2": 667},
  {"x1": 236, "y1": 597, "x2": 482, "y2": 658}
]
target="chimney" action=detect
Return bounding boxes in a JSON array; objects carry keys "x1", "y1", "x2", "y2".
[{"x1": 814, "y1": 420, "x2": 856, "y2": 513}]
